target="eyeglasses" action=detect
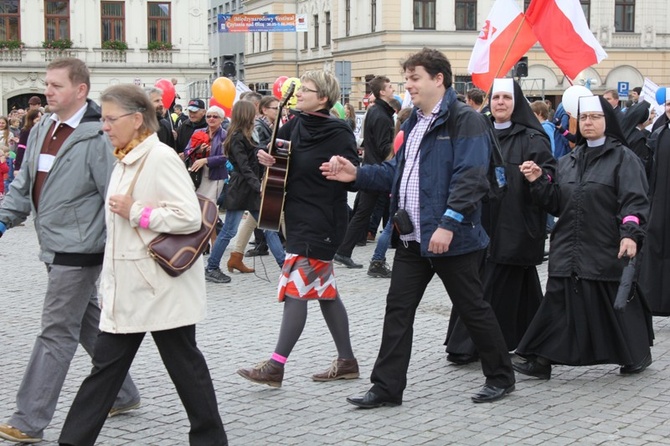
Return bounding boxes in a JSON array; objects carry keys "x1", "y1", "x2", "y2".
[
  {"x1": 100, "y1": 111, "x2": 137, "y2": 125},
  {"x1": 206, "y1": 115, "x2": 222, "y2": 119},
  {"x1": 266, "y1": 106, "x2": 279, "y2": 110},
  {"x1": 578, "y1": 113, "x2": 605, "y2": 122},
  {"x1": 298, "y1": 86, "x2": 318, "y2": 94}
]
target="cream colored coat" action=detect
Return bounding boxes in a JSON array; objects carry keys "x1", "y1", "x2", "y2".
[{"x1": 99, "y1": 133, "x2": 207, "y2": 333}]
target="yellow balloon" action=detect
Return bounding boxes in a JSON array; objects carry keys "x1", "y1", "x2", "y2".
[{"x1": 281, "y1": 77, "x2": 301, "y2": 108}]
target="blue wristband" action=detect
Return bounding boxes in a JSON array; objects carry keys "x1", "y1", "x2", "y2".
[{"x1": 444, "y1": 209, "x2": 464, "y2": 223}]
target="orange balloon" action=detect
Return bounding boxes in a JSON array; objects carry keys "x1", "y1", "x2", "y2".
[{"x1": 211, "y1": 77, "x2": 236, "y2": 108}]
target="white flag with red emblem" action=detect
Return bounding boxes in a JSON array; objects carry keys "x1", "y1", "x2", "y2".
[
  {"x1": 468, "y1": 0, "x2": 537, "y2": 92},
  {"x1": 525, "y1": 0, "x2": 607, "y2": 80}
]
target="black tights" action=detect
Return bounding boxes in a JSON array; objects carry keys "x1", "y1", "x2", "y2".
[{"x1": 273, "y1": 296, "x2": 354, "y2": 361}]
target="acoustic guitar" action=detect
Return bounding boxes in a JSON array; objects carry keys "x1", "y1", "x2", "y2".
[{"x1": 257, "y1": 81, "x2": 296, "y2": 231}]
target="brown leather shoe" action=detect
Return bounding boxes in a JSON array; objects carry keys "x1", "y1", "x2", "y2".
[
  {"x1": 312, "y1": 358, "x2": 360, "y2": 381},
  {"x1": 227, "y1": 251, "x2": 255, "y2": 273},
  {"x1": 237, "y1": 360, "x2": 284, "y2": 387},
  {"x1": 0, "y1": 424, "x2": 42, "y2": 444}
]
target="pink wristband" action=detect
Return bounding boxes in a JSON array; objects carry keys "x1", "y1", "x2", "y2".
[
  {"x1": 139, "y1": 207, "x2": 153, "y2": 229},
  {"x1": 547, "y1": 174, "x2": 553, "y2": 183},
  {"x1": 622, "y1": 215, "x2": 639, "y2": 225}
]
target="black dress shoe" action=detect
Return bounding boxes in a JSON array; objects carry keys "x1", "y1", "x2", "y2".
[
  {"x1": 447, "y1": 353, "x2": 479, "y2": 365},
  {"x1": 513, "y1": 359, "x2": 551, "y2": 380},
  {"x1": 620, "y1": 352, "x2": 652, "y2": 375},
  {"x1": 333, "y1": 253, "x2": 363, "y2": 269},
  {"x1": 471, "y1": 384, "x2": 515, "y2": 403},
  {"x1": 346, "y1": 390, "x2": 401, "y2": 409}
]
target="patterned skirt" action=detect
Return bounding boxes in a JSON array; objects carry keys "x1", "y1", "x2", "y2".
[{"x1": 277, "y1": 253, "x2": 339, "y2": 301}]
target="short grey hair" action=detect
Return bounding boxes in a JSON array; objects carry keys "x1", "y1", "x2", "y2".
[
  {"x1": 144, "y1": 86, "x2": 163, "y2": 97},
  {"x1": 206, "y1": 105, "x2": 225, "y2": 119}
]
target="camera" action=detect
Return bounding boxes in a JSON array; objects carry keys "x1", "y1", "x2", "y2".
[{"x1": 392, "y1": 209, "x2": 414, "y2": 235}]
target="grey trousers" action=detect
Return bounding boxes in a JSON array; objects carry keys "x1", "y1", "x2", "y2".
[{"x1": 8, "y1": 264, "x2": 140, "y2": 438}]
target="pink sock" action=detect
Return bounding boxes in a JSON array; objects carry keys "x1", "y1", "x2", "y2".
[{"x1": 271, "y1": 352, "x2": 287, "y2": 364}]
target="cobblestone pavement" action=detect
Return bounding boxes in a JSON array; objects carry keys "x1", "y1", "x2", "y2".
[{"x1": 2, "y1": 218, "x2": 670, "y2": 445}]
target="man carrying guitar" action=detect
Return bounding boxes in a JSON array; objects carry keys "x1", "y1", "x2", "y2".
[{"x1": 237, "y1": 70, "x2": 362, "y2": 387}]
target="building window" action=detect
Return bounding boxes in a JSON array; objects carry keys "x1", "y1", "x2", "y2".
[
  {"x1": 303, "y1": 28, "x2": 308, "y2": 50},
  {"x1": 455, "y1": 0, "x2": 476, "y2": 30},
  {"x1": 345, "y1": 0, "x2": 350, "y2": 36},
  {"x1": 615, "y1": 0, "x2": 634, "y2": 32},
  {"x1": 581, "y1": 0, "x2": 590, "y2": 26},
  {"x1": 45, "y1": 0, "x2": 69, "y2": 41},
  {"x1": 101, "y1": 2, "x2": 124, "y2": 42},
  {"x1": 325, "y1": 11, "x2": 331, "y2": 45},
  {"x1": 313, "y1": 14, "x2": 318, "y2": 48},
  {"x1": 148, "y1": 2, "x2": 171, "y2": 43},
  {"x1": 414, "y1": 0, "x2": 435, "y2": 30},
  {"x1": 0, "y1": 0, "x2": 20, "y2": 41},
  {"x1": 371, "y1": 0, "x2": 376, "y2": 32}
]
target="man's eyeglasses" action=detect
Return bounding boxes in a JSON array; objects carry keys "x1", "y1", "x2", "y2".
[
  {"x1": 206, "y1": 115, "x2": 222, "y2": 119},
  {"x1": 298, "y1": 86, "x2": 318, "y2": 94},
  {"x1": 578, "y1": 113, "x2": 605, "y2": 122},
  {"x1": 100, "y1": 111, "x2": 137, "y2": 125}
]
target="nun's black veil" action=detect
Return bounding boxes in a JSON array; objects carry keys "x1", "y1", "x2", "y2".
[{"x1": 575, "y1": 95, "x2": 629, "y2": 146}]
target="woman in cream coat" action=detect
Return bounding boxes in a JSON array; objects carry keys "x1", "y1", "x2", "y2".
[{"x1": 59, "y1": 84, "x2": 227, "y2": 446}]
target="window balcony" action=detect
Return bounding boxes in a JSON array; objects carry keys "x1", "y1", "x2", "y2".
[
  {"x1": 0, "y1": 48, "x2": 23, "y2": 63},
  {"x1": 145, "y1": 49, "x2": 175, "y2": 64},
  {"x1": 43, "y1": 48, "x2": 77, "y2": 62},
  {"x1": 100, "y1": 49, "x2": 127, "y2": 63}
]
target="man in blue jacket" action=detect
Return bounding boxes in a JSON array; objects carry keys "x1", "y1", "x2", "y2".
[{"x1": 321, "y1": 48, "x2": 515, "y2": 406}]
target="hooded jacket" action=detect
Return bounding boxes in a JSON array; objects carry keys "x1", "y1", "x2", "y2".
[
  {"x1": 0, "y1": 100, "x2": 115, "y2": 265},
  {"x1": 277, "y1": 109, "x2": 359, "y2": 260}
]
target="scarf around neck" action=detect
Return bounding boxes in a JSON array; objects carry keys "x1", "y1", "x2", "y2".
[{"x1": 113, "y1": 130, "x2": 152, "y2": 160}]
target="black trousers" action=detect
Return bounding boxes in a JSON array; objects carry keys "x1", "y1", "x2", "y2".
[
  {"x1": 370, "y1": 242, "x2": 515, "y2": 401},
  {"x1": 59, "y1": 325, "x2": 227, "y2": 446},
  {"x1": 337, "y1": 190, "x2": 381, "y2": 257}
]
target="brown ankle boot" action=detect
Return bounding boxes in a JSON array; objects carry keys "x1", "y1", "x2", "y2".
[
  {"x1": 227, "y1": 251, "x2": 255, "y2": 273},
  {"x1": 312, "y1": 358, "x2": 359, "y2": 382},
  {"x1": 237, "y1": 360, "x2": 284, "y2": 387}
]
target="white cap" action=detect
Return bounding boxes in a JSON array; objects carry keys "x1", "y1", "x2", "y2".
[
  {"x1": 578, "y1": 96, "x2": 603, "y2": 114},
  {"x1": 491, "y1": 78, "x2": 515, "y2": 96}
]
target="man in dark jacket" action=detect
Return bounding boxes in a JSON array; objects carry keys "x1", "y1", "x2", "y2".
[
  {"x1": 175, "y1": 99, "x2": 207, "y2": 154},
  {"x1": 333, "y1": 75, "x2": 395, "y2": 270},
  {"x1": 322, "y1": 48, "x2": 515, "y2": 406}
]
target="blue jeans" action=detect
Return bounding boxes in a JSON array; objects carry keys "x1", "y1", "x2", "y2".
[
  {"x1": 371, "y1": 220, "x2": 393, "y2": 262},
  {"x1": 207, "y1": 210, "x2": 284, "y2": 270}
]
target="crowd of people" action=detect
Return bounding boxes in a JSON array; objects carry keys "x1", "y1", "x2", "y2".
[{"x1": 0, "y1": 48, "x2": 669, "y2": 444}]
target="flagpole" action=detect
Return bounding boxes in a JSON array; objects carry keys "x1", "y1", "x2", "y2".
[{"x1": 492, "y1": 15, "x2": 529, "y2": 80}]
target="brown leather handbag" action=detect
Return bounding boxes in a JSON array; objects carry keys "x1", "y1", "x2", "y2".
[{"x1": 129, "y1": 154, "x2": 218, "y2": 277}]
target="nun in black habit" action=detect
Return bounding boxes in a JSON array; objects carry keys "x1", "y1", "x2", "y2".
[
  {"x1": 445, "y1": 79, "x2": 556, "y2": 363},
  {"x1": 514, "y1": 95, "x2": 653, "y2": 379},
  {"x1": 620, "y1": 99, "x2": 654, "y2": 177},
  {"x1": 639, "y1": 87, "x2": 670, "y2": 315}
]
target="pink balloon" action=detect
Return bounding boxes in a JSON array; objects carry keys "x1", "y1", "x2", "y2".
[
  {"x1": 273, "y1": 76, "x2": 288, "y2": 99},
  {"x1": 155, "y1": 79, "x2": 176, "y2": 109}
]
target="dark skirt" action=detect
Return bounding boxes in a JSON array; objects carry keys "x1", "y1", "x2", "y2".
[
  {"x1": 445, "y1": 262, "x2": 542, "y2": 354},
  {"x1": 515, "y1": 277, "x2": 653, "y2": 367}
]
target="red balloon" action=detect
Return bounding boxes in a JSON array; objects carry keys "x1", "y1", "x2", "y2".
[
  {"x1": 155, "y1": 78, "x2": 176, "y2": 109},
  {"x1": 209, "y1": 97, "x2": 231, "y2": 117},
  {"x1": 273, "y1": 76, "x2": 288, "y2": 99}
]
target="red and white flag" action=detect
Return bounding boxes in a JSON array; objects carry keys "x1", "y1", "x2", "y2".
[
  {"x1": 468, "y1": 0, "x2": 537, "y2": 92},
  {"x1": 525, "y1": 0, "x2": 607, "y2": 79}
]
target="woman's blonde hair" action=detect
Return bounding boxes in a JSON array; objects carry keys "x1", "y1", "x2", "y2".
[
  {"x1": 300, "y1": 70, "x2": 340, "y2": 110},
  {"x1": 100, "y1": 84, "x2": 159, "y2": 133}
]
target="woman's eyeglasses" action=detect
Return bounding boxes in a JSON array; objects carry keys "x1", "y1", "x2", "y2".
[
  {"x1": 100, "y1": 111, "x2": 137, "y2": 125},
  {"x1": 298, "y1": 86, "x2": 318, "y2": 94},
  {"x1": 206, "y1": 115, "x2": 222, "y2": 119}
]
